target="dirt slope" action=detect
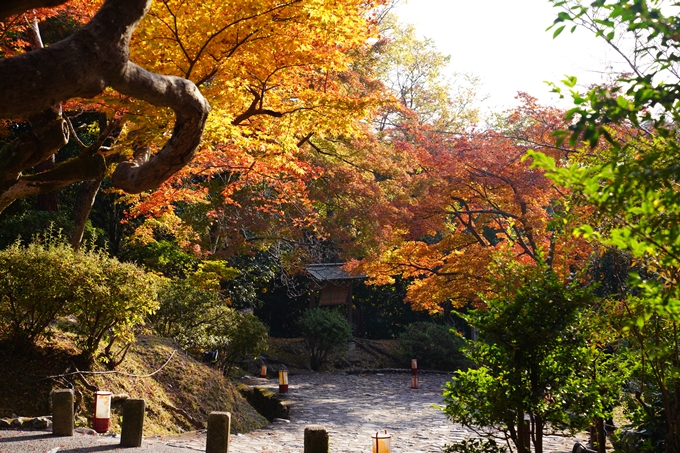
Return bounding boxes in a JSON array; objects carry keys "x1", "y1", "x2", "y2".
[{"x1": 0, "y1": 334, "x2": 267, "y2": 434}]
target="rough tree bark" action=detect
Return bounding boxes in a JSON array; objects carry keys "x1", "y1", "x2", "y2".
[
  {"x1": 0, "y1": 0, "x2": 211, "y2": 212},
  {"x1": 27, "y1": 10, "x2": 60, "y2": 212}
]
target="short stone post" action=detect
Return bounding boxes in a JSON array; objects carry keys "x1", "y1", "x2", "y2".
[
  {"x1": 304, "y1": 425, "x2": 329, "y2": 453},
  {"x1": 120, "y1": 398, "x2": 145, "y2": 448},
  {"x1": 206, "y1": 411, "x2": 231, "y2": 453},
  {"x1": 52, "y1": 389, "x2": 74, "y2": 436}
]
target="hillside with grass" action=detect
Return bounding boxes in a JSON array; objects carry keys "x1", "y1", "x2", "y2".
[{"x1": 0, "y1": 333, "x2": 268, "y2": 434}]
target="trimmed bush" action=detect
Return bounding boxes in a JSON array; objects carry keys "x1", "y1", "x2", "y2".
[
  {"x1": 299, "y1": 308, "x2": 352, "y2": 371},
  {"x1": 210, "y1": 310, "x2": 269, "y2": 375},
  {"x1": 153, "y1": 281, "x2": 269, "y2": 375},
  {"x1": 398, "y1": 321, "x2": 468, "y2": 370},
  {"x1": 67, "y1": 251, "x2": 161, "y2": 365},
  {"x1": 0, "y1": 238, "x2": 161, "y2": 365},
  {"x1": 0, "y1": 240, "x2": 77, "y2": 347}
]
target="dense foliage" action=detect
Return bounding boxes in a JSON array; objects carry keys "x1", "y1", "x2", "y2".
[
  {"x1": 0, "y1": 237, "x2": 160, "y2": 365},
  {"x1": 152, "y1": 279, "x2": 269, "y2": 375},
  {"x1": 398, "y1": 322, "x2": 468, "y2": 371},
  {"x1": 442, "y1": 259, "x2": 609, "y2": 453},
  {"x1": 529, "y1": 1, "x2": 680, "y2": 451},
  {"x1": 299, "y1": 307, "x2": 352, "y2": 370}
]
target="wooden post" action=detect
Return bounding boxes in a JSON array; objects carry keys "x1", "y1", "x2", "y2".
[
  {"x1": 120, "y1": 398, "x2": 145, "y2": 448},
  {"x1": 52, "y1": 389, "x2": 74, "y2": 436},
  {"x1": 206, "y1": 412, "x2": 231, "y2": 453},
  {"x1": 304, "y1": 425, "x2": 329, "y2": 453}
]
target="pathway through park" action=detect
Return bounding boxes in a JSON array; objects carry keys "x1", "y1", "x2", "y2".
[
  {"x1": 149, "y1": 371, "x2": 587, "y2": 453},
  {"x1": 0, "y1": 372, "x2": 588, "y2": 452}
]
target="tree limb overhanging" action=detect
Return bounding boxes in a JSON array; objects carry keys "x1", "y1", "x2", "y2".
[
  {"x1": 0, "y1": 0, "x2": 69, "y2": 19},
  {"x1": 0, "y1": 0, "x2": 211, "y2": 205}
]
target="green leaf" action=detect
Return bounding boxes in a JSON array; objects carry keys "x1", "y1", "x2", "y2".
[
  {"x1": 553, "y1": 25, "x2": 566, "y2": 38},
  {"x1": 562, "y1": 75, "x2": 578, "y2": 87}
]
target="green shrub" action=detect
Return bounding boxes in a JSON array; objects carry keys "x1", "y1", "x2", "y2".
[
  {"x1": 0, "y1": 238, "x2": 161, "y2": 365},
  {"x1": 211, "y1": 310, "x2": 269, "y2": 375},
  {"x1": 0, "y1": 240, "x2": 78, "y2": 348},
  {"x1": 153, "y1": 281, "x2": 269, "y2": 375},
  {"x1": 443, "y1": 439, "x2": 508, "y2": 453},
  {"x1": 67, "y1": 249, "x2": 162, "y2": 366},
  {"x1": 152, "y1": 279, "x2": 229, "y2": 341},
  {"x1": 299, "y1": 308, "x2": 352, "y2": 371},
  {"x1": 398, "y1": 322, "x2": 468, "y2": 370},
  {"x1": 123, "y1": 239, "x2": 197, "y2": 278}
]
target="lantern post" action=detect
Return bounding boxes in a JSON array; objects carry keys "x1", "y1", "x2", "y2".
[
  {"x1": 93, "y1": 391, "x2": 112, "y2": 433},
  {"x1": 371, "y1": 430, "x2": 392, "y2": 453},
  {"x1": 278, "y1": 368, "x2": 289, "y2": 393}
]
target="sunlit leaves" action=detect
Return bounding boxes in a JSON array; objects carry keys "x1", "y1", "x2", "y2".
[
  {"x1": 122, "y1": 0, "x2": 392, "y2": 265},
  {"x1": 355, "y1": 97, "x2": 590, "y2": 312}
]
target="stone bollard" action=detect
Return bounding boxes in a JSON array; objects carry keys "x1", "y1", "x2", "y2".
[
  {"x1": 52, "y1": 389, "x2": 74, "y2": 436},
  {"x1": 304, "y1": 425, "x2": 329, "y2": 453},
  {"x1": 120, "y1": 398, "x2": 146, "y2": 448},
  {"x1": 206, "y1": 412, "x2": 231, "y2": 453}
]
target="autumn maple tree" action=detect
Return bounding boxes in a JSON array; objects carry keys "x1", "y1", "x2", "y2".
[
  {"x1": 350, "y1": 94, "x2": 592, "y2": 313},
  {"x1": 0, "y1": 0, "x2": 391, "y2": 254},
  {"x1": 123, "y1": 0, "x2": 395, "y2": 268}
]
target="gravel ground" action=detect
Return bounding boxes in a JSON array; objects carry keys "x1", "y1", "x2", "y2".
[{"x1": 0, "y1": 372, "x2": 590, "y2": 453}]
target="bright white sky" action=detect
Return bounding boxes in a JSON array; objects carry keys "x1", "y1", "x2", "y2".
[{"x1": 395, "y1": 0, "x2": 620, "y2": 112}]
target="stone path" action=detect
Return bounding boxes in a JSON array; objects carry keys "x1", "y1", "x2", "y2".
[{"x1": 146, "y1": 371, "x2": 588, "y2": 453}]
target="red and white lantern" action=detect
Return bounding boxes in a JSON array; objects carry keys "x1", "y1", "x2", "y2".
[
  {"x1": 93, "y1": 391, "x2": 112, "y2": 433},
  {"x1": 259, "y1": 364, "x2": 267, "y2": 378},
  {"x1": 278, "y1": 368, "x2": 289, "y2": 393}
]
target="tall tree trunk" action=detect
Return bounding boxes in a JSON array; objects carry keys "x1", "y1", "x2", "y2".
[
  {"x1": 35, "y1": 155, "x2": 59, "y2": 211},
  {"x1": 534, "y1": 414, "x2": 544, "y2": 453},
  {"x1": 516, "y1": 406, "x2": 529, "y2": 453},
  {"x1": 70, "y1": 114, "x2": 112, "y2": 251},
  {"x1": 27, "y1": 10, "x2": 60, "y2": 212},
  {"x1": 594, "y1": 417, "x2": 606, "y2": 453},
  {"x1": 70, "y1": 175, "x2": 104, "y2": 251}
]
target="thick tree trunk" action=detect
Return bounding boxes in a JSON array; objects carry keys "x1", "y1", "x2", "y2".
[{"x1": 0, "y1": 0, "x2": 210, "y2": 212}]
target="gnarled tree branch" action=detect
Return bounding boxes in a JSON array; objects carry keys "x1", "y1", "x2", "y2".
[
  {"x1": 0, "y1": 153, "x2": 107, "y2": 212},
  {"x1": 110, "y1": 61, "x2": 210, "y2": 192},
  {"x1": 0, "y1": 112, "x2": 68, "y2": 184},
  {"x1": 0, "y1": 0, "x2": 211, "y2": 200}
]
